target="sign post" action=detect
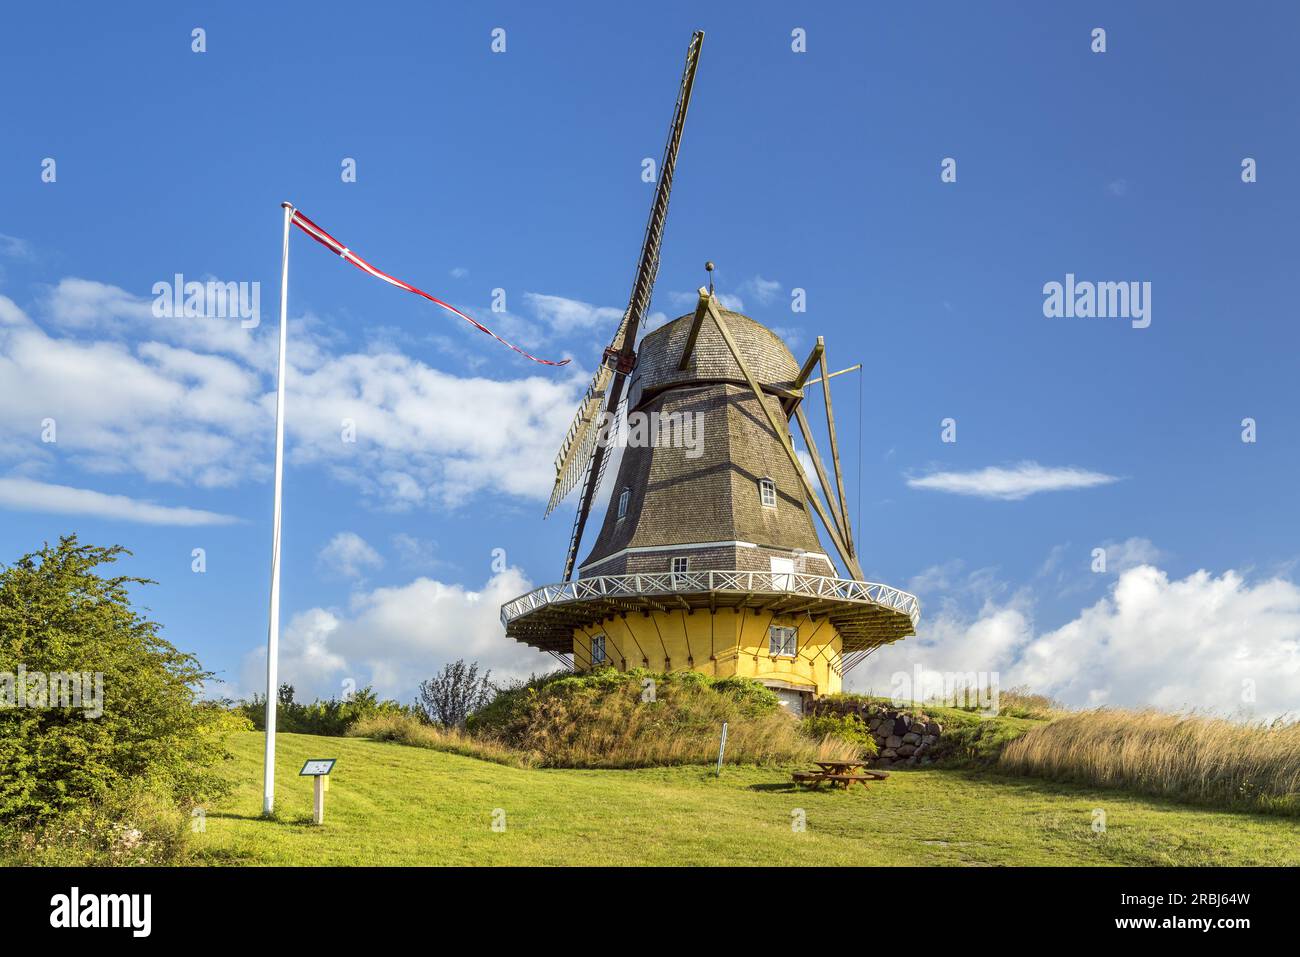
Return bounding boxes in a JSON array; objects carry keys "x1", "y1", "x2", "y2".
[{"x1": 299, "y1": 759, "x2": 337, "y2": 825}]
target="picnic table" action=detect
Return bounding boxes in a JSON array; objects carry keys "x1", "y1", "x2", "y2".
[{"x1": 792, "y1": 759, "x2": 890, "y2": 790}]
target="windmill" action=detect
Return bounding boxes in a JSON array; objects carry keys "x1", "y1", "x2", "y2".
[{"x1": 505, "y1": 31, "x2": 919, "y2": 707}]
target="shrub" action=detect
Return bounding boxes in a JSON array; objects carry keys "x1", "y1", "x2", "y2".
[
  {"x1": 0, "y1": 784, "x2": 192, "y2": 866},
  {"x1": 235, "y1": 684, "x2": 414, "y2": 736},
  {"x1": 1000, "y1": 709, "x2": 1300, "y2": 815},
  {"x1": 929, "y1": 710, "x2": 1040, "y2": 764},
  {"x1": 0, "y1": 537, "x2": 242, "y2": 829},
  {"x1": 801, "y1": 713, "x2": 879, "y2": 757}
]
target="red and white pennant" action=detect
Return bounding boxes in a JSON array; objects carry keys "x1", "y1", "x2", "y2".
[{"x1": 289, "y1": 208, "x2": 570, "y2": 367}]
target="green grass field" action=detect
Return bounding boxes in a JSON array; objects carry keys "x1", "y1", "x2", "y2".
[{"x1": 196, "y1": 731, "x2": 1300, "y2": 866}]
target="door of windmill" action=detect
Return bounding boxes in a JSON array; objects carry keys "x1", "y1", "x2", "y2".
[{"x1": 770, "y1": 556, "x2": 795, "y2": 590}]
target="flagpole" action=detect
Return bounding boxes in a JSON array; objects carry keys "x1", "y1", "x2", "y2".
[{"x1": 263, "y1": 201, "x2": 294, "y2": 817}]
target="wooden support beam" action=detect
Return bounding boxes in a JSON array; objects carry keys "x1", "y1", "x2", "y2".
[
  {"x1": 678, "y1": 288, "x2": 712, "y2": 370},
  {"x1": 767, "y1": 385, "x2": 802, "y2": 402},
  {"x1": 785, "y1": 597, "x2": 832, "y2": 616},
  {"x1": 793, "y1": 405, "x2": 847, "y2": 542},
  {"x1": 817, "y1": 338, "x2": 856, "y2": 561},
  {"x1": 784, "y1": 340, "x2": 825, "y2": 414},
  {"x1": 793, "y1": 340, "x2": 824, "y2": 391},
  {"x1": 703, "y1": 295, "x2": 864, "y2": 581},
  {"x1": 804, "y1": 364, "x2": 861, "y2": 387},
  {"x1": 757, "y1": 594, "x2": 793, "y2": 613}
]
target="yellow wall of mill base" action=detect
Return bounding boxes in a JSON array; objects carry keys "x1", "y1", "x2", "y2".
[{"x1": 571, "y1": 607, "x2": 843, "y2": 697}]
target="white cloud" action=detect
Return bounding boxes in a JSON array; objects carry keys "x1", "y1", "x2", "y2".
[
  {"x1": 665, "y1": 291, "x2": 701, "y2": 311},
  {"x1": 0, "y1": 283, "x2": 589, "y2": 510},
  {"x1": 740, "y1": 275, "x2": 782, "y2": 305},
  {"x1": 1103, "y1": 536, "x2": 1162, "y2": 572},
  {"x1": 317, "y1": 531, "x2": 384, "y2": 579},
  {"x1": 0, "y1": 477, "x2": 237, "y2": 525},
  {"x1": 907, "y1": 560, "x2": 1012, "y2": 609},
  {"x1": 666, "y1": 275, "x2": 781, "y2": 316},
  {"x1": 391, "y1": 533, "x2": 442, "y2": 570},
  {"x1": 856, "y1": 561, "x2": 1300, "y2": 719},
  {"x1": 795, "y1": 449, "x2": 816, "y2": 486},
  {"x1": 240, "y1": 568, "x2": 555, "y2": 701},
  {"x1": 44, "y1": 277, "x2": 153, "y2": 331},
  {"x1": 42, "y1": 277, "x2": 282, "y2": 370},
  {"x1": 523, "y1": 292, "x2": 622, "y2": 334},
  {"x1": 0, "y1": 234, "x2": 32, "y2": 261},
  {"x1": 907, "y1": 461, "x2": 1120, "y2": 500},
  {"x1": 450, "y1": 267, "x2": 468, "y2": 279},
  {"x1": 0, "y1": 293, "x2": 270, "y2": 488},
  {"x1": 286, "y1": 353, "x2": 585, "y2": 507}
]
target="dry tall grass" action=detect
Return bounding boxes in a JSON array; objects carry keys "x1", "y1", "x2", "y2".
[
  {"x1": 348, "y1": 714, "x2": 530, "y2": 768},
  {"x1": 1000, "y1": 708, "x2": 1300, "y2": 814},
  {"x1": 503, "y1": 681, "x2": 829, "y2": 768},
  {"x1": 994, "y1": 686, "x2": 1067, "y2": 721}
]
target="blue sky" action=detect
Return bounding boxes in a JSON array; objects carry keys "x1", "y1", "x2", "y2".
[{"x1": 2, "y1": 2, "x2": 1297, "y2": 715}]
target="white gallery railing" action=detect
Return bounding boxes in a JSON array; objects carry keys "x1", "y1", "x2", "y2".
[{"x1": 500, "y1": 570, "x2": 921, "y2": 629}]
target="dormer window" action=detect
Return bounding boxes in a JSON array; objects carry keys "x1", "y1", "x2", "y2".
[
  {"x1": 617, "y1": 487, "x2": 630, "y2": 521},
  {"x1": 759, "y1": 478, "x2": 777, "y2": 508}
]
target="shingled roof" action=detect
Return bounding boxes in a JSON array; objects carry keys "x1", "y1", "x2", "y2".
[
  {"x1": 628, "y1": 307, "x2": 801, "y2": 407},
  {"x1": 579, "y1": 310, "x2": 827, "y2": 576}
]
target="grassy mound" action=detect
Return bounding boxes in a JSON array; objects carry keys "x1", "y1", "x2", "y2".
[
  {"x1": 465, "y1": 668, "x2": 855, "y2": 768},
  {"x1": 1000, "y1": 709, "x2": 1300, "y2": 816}
]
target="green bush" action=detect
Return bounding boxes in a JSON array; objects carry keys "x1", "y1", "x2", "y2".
[
  {"x1": 800, "y1": 712, "x2": 879, "y2": 757},
  {"x1": 0, "y1": 536, "x2": 244, "y2": 832},
  {"x1": 234, "y1": 684, "x2": 414, "y2": 736},
  {"x1": 926, "y1": 710, "x2": 1041, "y2": 765},
  {"x1": 0, "y1": 783, "x2": 192, "y2": 866}
]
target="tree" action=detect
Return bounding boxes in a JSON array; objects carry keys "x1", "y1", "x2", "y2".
[
  {"x1": 0, "y1": 536, "x2": 240, "y2": 826},
  {"x1": 418, "y1": 660, "x2": 494, "y2": 728}
]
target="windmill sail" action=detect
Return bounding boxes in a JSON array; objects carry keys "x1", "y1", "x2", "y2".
[
  {"x1": 545, "y1": 31, "x2": 705, "y2": 581},
  {"x1": 545, "y1": 361, "x2": 614, "y2": 515}
]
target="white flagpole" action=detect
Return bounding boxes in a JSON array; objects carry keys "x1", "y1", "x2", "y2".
[{"x1": 263, "y1": 201, "x2": 294, "y2": 817}]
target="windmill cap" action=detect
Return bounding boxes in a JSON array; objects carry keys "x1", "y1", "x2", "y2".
[{"x1": 630, "y1": 308, "x2": 801, "y2": 410}]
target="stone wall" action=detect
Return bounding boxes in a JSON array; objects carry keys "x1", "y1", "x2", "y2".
[{"x1": 810, "y1": 699, "x2": 945, "y2": 768}]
